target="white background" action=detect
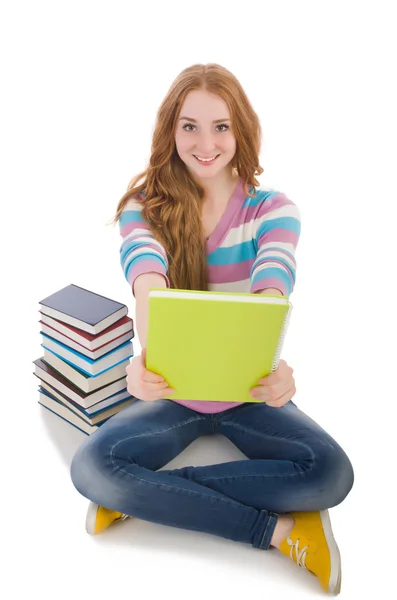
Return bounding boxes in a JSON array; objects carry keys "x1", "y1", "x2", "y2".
[{"x1": 1, "y1": 1, "x2": 396, "y2": 598}]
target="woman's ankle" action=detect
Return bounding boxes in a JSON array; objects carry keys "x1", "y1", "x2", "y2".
[{"x1": 270, "y1": 514, "x2": 295, "y2": 549}]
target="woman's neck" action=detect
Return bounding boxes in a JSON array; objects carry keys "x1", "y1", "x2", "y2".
[{"x1": 201, "y1": 170, "x2": 240, "y2": 209}]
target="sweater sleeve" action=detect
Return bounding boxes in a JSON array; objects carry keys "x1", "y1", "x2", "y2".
[
  {"x1": 250, "y1": 191, "x2": 301, "y2": 297},
  {"x1": 119, "y1": 196, "x2": 170, "y2": 297}
]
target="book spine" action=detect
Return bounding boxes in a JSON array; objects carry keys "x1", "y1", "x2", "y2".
[{"x1": 271, "y1": 303, "x2": 293, "y2": 372}]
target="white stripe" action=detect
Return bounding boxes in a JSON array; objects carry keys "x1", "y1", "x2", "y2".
[
  {"x1": 255, "y1": 250, "x2": 296, "y2": 271},
  {"x1": 121, "y1": 229, "x2": 162, "y2": 246},
  {"x1": 256, "y1": 241, "x2": 296, "y2": 256},
  {"x1": 252, "y1": 203, "x2": 301, "y2": 237},
  {"x1": 221, "y1": 221, "x2": 255, "y2": 247},
  {"x1": 220, "y1": 204, "x2": 300, "y2": 248},
  {"x1": 252, "y1": 261, "x2": 292, "y2": 279},
  {"x1": 208, "y1": 278, "x2": 251, "y2": 293},
  {"x1": 124, "y1": 198, "x2": 142, "y2": 210}
]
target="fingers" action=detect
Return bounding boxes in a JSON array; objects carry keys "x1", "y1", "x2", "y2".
[
  {"x1": 154, "y1": 387, "x2": 175, "y2": 399},
  {"x1": 142, "y1": 369, "x2": 165, "y2": 384},
  {"x1": 141, "y1": 376, "x2": 175, "y2": 398},
  {"x1": 140, "y1": 349, "x2": 165, "y2": 383}
]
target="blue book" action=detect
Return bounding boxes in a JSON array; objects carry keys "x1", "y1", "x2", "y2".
[
  {"x1": 39, "y1": 284, "x2": 128, "y2": 335},
  {"x1": 41, "y1": 334, "x2": 133, "y2": 376}
]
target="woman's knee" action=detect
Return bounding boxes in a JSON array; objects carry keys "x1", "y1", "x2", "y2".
[
  {"x1": 70, "y1": 437, "x2": 106, "y2": 500},
  {"x1": 316, "y1": 443, "x2": 354, "y2": 507}
]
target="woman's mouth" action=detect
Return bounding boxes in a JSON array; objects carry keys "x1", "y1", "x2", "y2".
[{"x1": 193, "y1": 154, "x2": 220, "y2": 166}]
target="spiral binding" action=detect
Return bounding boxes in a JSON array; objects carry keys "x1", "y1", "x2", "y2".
[{"x1": 270, "y1": 302, "x2": 293, "y2": 372}]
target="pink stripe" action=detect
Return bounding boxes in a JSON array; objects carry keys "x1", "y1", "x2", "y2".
[
  {"x1": 238, "y1": 192, "x2": 295, "y2": 227},
  {"x1": 207, "y1": 259, "x2": 254, "y2": 284},
  {"x1": 254, "y1": 192, "x2": 294, "y2": 212},
  {"x1": 250, "y1": 277, "x2": 287, "y2": 295},
  {"x1": 172, "y1": 399, "x2": 244, "y2": 413},
  {"x1": 127, "y1": 260, "x2": 169, "y2": 292},
  {"x1": 252, "y1": 257, "x2": 293, "y2": 281},
  {"x1": 257, "y1": 227, "x2": 299, "y2": 248},
  {"x1": 120, "y1": 220, "x2": 149, "y2": 238}
]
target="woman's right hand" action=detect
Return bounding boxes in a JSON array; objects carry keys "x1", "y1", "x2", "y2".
[{"x1": 125, "y1": 348, "x2": 175, "y2": 402}]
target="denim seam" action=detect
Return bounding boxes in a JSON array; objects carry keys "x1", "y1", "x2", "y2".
[
  {"x1": 110, "y1": 415, "x2": 206, "y2": 450},
  {"x1": 108, "y1": 414, "x2": 314, "y2": 510},
  {"x1": 200, "y1": 472, "x2": 304, "y2": 480},
  {"x1": 108, "y1": 463, "x2": 251, "y2": 511},
  {"x1": 259, "y1": 512, "x2": 277, "y2": 549},
  {"x1": 109, "y1": 421, "x2": 249, "y2": 510},
  {"x1": 202, "y1": 420, "x2": 316, "y2": 480}
]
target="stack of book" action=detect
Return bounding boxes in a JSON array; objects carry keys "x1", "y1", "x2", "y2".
[{"x1": 33, "y1": 284, "x2": 136, "y2": 435}]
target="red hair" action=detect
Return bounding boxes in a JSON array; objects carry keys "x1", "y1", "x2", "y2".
[{"x1": 113, "y1": 63, "x2": 264, "y2": 291}]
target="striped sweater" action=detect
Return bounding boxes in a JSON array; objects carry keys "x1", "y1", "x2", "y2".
[{"x1": 119, "y1": 177, "x2": 301, "y2": 414}]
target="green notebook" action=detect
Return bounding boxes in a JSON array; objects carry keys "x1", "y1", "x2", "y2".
[{"x1": 146, "y1": 288, "x2": 293, "y2": 403}]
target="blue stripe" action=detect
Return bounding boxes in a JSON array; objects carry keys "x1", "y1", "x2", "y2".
[
  {"x1": 120, "y1": 237, "x2": 161, "y2": 264},
  {"x1": 119, "y1": 210, "x2": 144, "y2": 227},
  {"x1": 256, "y1": 215, "x2": 301, "y2": 241},
  {"x1": 207, "y1": 240, "x2": 256, "y2": 266},
  {"x1": 124, "y1": 254, "x2": 166, "y2": 282},
  {"x1": 251, "y1": 266, "x2": 294, "y2": 295},
  {"x1": 242, "y1": 189, "x2": 278, "y2": 208}
]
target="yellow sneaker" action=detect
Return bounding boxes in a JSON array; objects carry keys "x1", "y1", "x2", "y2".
[
  {"x1": 279, "y1": 509, "x2": 341, "y2": 595},
  {"x1": 85, "y1": 501, "x2": 129, "y2": 535}
]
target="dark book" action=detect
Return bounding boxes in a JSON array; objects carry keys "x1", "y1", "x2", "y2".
[
  {"x1": 38, "y1": 382, "x2": 134, "y2": 424},
  {"x1": 33, "y1": 358, "x2": 130, "y2": 409},
  {"x1": 38, "y1": 284, "x2": 128, "y2": 335},
  {"x1": 39, "y1": 314, "x2": 134, "y2": 351}
]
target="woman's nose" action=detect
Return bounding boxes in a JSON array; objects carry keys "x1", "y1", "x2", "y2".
[{"x1": 195, "y1": 132, "x2": 217, "y2": 153}]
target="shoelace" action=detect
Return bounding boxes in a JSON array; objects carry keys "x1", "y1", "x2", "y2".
[
  {"x1": 287, "y1": 536, "x2": 309, "y2": 569},
  {"x1": 119, "y1": 514, "x2": 129, "y2": 521}
]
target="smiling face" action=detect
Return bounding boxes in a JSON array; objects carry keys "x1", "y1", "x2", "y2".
[{"x1": 174, "y1": 89, "x2": 237, "y2": 182}]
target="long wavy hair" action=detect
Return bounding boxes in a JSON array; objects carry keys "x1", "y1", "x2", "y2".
[{"x1": 112, "y1": 63, "x2": 264, "y2": 291}]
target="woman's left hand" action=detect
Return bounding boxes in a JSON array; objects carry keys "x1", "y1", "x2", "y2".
[{"x1": 249, "y1": 359, "x2": 296, "y2": 407}]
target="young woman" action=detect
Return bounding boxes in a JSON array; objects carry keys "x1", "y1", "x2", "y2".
[{"x1": 70, "y1": 63, "x2": 354, "y2": 596}]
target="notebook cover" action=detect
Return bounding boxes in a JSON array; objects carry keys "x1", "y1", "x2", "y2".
[
  {"x1": 38, "y1": 284, "x2": 127, "y2": 327},
  {"x1": 146, "y1": 288, "x2": 291, "y2": 403}
]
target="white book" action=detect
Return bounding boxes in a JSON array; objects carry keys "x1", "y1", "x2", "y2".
[
  {"x1": 39, "y1": 381, "x2": 134, "y2": 424},
  {"x1": 42, "y1": 350, "x2": 129, "y2": 394},
  {"x1": 33, "y1": 357, "x2": 128, "y2": 408},
  {"x1": 38, "y1": 392, "x2": 99, "y2": 435}
]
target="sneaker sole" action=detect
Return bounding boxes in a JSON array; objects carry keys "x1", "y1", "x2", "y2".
[
  {"x1": 319, "y1": 509, "x2": 342, "y2": 595},
  {"x1": 86, "y1": 501, "x2": 99, "y2": 535}
]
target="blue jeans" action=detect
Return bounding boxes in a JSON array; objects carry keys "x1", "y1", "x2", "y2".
[{"x1": 70, "y1": 398, "x2": 354, "y2": 550}]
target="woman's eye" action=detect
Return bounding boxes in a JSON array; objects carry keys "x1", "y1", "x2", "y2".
[{"x1": 182, "y1": 124, "x2": 229, "y2": 132}]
